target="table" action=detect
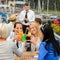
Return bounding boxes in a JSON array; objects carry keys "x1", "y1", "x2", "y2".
[{"x1": 14, "y1": 52, "x2": 38, "y2": 60}]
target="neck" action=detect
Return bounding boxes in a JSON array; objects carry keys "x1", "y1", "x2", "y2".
[
  {"x1": 26, "y1": 9, "x2": 29, "y2": 12},
  {"x1": 0, "y1": 38, "x2": 6, "y2": 42}
]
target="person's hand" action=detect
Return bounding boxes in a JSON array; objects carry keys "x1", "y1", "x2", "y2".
[
  {"x1": 30, "y1": 37, "x2": 38, "y2": 45},
  {"x1": 12, "y1": 35, "x2": 22, "y2": 41},
  {"x1": 26, "y1": 27, "x2": 29, "y2": 31},
  {"x1": 24, "y1": 18, "x2": 29, "y2": 23},
  {"x1": 30, "y1": 39, "x2": 36, "y2": 45}
]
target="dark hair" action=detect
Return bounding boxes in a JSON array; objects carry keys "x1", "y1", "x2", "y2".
[
  {"x1": 24, "y1": 3, "x2": 29, "y2": 6},
  {"x1": 41, "y1": 24, "x2": 60, "y2": 56},
  {"x1": 14, "y1": 22, "x2": 23, "y2": 28},
  {"x1": 35, "y1": 18, "x2": 42, "y2": 24}
]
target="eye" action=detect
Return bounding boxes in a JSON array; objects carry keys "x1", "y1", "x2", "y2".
[
  {"x1": 20, "y1": 28, "x2": 22, "y2": 29},
  {"x1": 16, "y1": 27, "x2": 19, "y2": 29}
]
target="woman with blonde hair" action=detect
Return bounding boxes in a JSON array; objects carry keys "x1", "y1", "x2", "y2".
[
  {"x1": 27, "y1": 22, "x2": 43, "y2": 51},
  {"x1": 0, "y1": 23, "x2": 24, "y2": 60}
]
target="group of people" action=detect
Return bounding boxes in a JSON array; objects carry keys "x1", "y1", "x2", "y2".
[{"x1": 0, "y1": 2, "x2": 60, "y2": 60}]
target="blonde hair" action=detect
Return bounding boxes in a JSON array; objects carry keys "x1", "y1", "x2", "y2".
[
  {"x1": 0, "y1": 23, "x2": 10, "y2": 39},
  {"x1": 30, "y1": 22, "x2": 43, "y2": 40}
]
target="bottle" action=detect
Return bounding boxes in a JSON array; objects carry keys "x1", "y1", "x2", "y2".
[{"x1": 26, "y1": 32, "x2": 31, "y2": 51}]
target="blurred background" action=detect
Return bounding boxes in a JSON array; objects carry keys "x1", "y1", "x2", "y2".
[{"x1": 0, "y1": 0, "x2": 60, "y2": 39}]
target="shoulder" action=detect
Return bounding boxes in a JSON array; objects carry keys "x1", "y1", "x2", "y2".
[
  {"x1": 6, "y1": 40, "x2": 16, "y2": 47},
  {"x1": 39, "y1": 42, "x2": 46, "y2": 48},
  {"x1": 29, "y1": 10, "x2": 35, "y2": 13},
  {"x1": 9, "y1": 31, "x2": 15, "y2": 37},
  {"x1": 41, "y1": 42, "x2": 46, "y2": 45},
  {"x1": 20, "y1": 10, "x2": 25, "y2": 13},
  {"x1": 6, "y1": 40, "x2": 14, "y2": 44}
]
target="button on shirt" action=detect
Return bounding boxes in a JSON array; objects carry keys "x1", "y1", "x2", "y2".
[{"x1": 18, "y1": 10, "x2": 35, "y2": 25}]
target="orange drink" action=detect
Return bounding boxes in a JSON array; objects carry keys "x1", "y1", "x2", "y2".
[{"x1": 19, "y1": 31, "x2": 23, "y2": 40}]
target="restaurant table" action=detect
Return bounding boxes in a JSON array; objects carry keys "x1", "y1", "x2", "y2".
[{"x1": 14, "y1": 51, "x2": 38, "y2": 60}]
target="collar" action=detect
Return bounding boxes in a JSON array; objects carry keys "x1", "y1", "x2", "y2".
[{"x1": 24, "y1": 9, "x2": 30, "y2": 12}]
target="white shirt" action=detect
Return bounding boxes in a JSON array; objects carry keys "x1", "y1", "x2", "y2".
[
  {"x1": 0, "y1": 40, "x2": 24, "y2": 60},
  {"x1": 18, "y1": 10, "x2": 35, "y2": 25},
  {"x1": 7, "y1": 22, "x2": 14, "y2": 32}
]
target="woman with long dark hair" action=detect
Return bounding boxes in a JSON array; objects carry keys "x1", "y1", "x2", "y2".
[{"x1": 38, "y1": 24, "x2": 60, "y2": 60}]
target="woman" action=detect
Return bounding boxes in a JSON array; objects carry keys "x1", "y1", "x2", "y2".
[
  {"x1": 29, "y1": 23, "x2": 43, "y2": 51},
  {"x1": 38, "y1": 24, "x2": 60, "y2": 60},
  {"x1": 7, "y1": 22, "x2": 24, "y2": 48},
  {"x1": 0, "y1": 23, "x2": 24, "y2": 60}
]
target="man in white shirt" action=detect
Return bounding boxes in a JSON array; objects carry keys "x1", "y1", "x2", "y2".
[{"x1": 18, "y1": 3, "x2": 35, "y2": 33}]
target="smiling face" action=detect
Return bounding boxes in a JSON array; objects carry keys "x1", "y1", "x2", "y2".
[
  {"x1": 24, "y1": 5, "x2": 30, "y2": 11},
  {"x1": 29, "y1": 24, "x2": 37, "y2": 35},
  {"x1": 29, "y1": 23, "x2": 44, "y2": 40},
  {"x1": 14, "y1": 24, "x2": 23, "y2": 35}
]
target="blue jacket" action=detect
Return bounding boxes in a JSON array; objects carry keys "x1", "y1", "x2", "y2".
[{"x1": 38, "y1": 42, "x2": 59, "y2": 60}]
